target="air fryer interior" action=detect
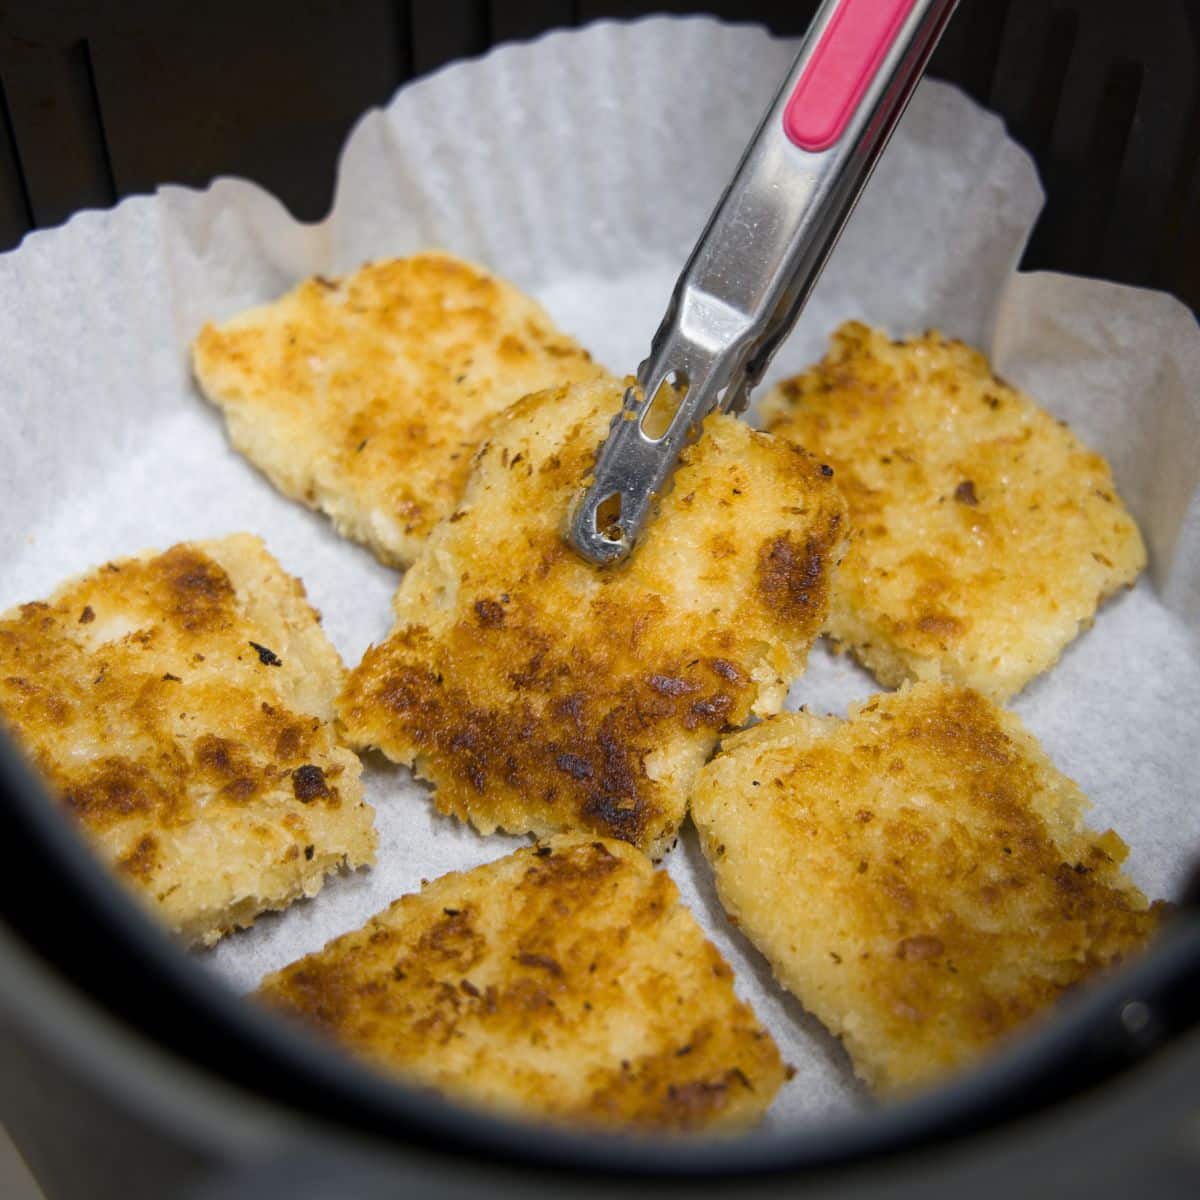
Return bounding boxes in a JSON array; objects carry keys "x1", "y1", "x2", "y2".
[
  {"x1": 1, "y1": 2, "x2": 1199, "y2": 1191},
  {"x1": 2, "y1": 1, "x2": 1197, "y2": 312}
]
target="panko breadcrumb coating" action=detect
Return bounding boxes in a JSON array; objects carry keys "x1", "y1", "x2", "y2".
[
  {"x1": 0, "y1": 535, "x2": 375, "y2": 946},
  {"x1": 338, "y1": 377, "x2": 846, "y2": 857},
  {"x1": 691, "y1": 681, "x2": 1163, "y2": 1094},
  {"x1": 192, "y1": 253, "x2": 609, "y2": 567},
  {"x1": 257, "y1": 834, "x2": 787, "y2": 1132},
  {"x1": 762, "y1": 322, "x2": 1146, "y2": 700}
]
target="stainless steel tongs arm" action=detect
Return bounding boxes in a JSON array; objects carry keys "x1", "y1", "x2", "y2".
[{"x1": 570, "y1": 0, "x2": 959, "y2": 565}]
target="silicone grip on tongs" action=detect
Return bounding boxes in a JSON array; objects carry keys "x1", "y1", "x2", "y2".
[{"x1": 784, "y1": 0, "x2": 918, "y2": 151}]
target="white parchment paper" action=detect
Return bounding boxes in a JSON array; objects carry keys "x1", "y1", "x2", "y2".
[{"x1": 1, "y1": 17, "x2": 1198, "y2": 1131}]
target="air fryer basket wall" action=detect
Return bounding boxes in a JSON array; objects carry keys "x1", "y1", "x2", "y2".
[
  {"x1": 1, "y1": 1, "x2": 1197, "y2": 312},
  {"x1": 1, "y1": 2, "x2": 1198, "y2": 1198}
]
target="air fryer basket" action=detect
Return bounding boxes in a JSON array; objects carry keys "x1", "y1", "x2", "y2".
[
  {"x1": 2, "y1": 1, "x2": 1197, "y2": 311},
  {"x1": 4, "y1": 729, "x2": 1200, "y2": 1197},
  {"x1": 1, "y1": 3, "x2": 1199, "y2": 1198}
]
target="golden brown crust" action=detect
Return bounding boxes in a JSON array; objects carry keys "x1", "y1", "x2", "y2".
[
  {"x1": 762, "y1": 322, "x2": 1146, "y2": 700},
  {"x1": 337, "y1": 378, "x2": 847, "y2": 856},
  {"x1": 0, "y1": 535, "x2": 376, "y2": 946},
  {"x1": 192, "y1": 253, "x2": 609, "y2": 567},
  {"x1": 691, "y1": 682, "x2": 1164, "y2": 1094},
  {"x1": 257, "y1": 835, "x2": 786, "y2": 1131}
]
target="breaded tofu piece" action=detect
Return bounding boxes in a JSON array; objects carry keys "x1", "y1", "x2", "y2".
[
  {"x1": 691, "y1": 682, "x2": 1164, "y2": 1094},
  {"x1": 192, "y1": 253, "x2": 608, "y2": 567},
  {"x1": 338, "y1": 377, "x2": 846, "y2": 858},
  {"x1": 762, "y1": 322, "x2": 1146, "y2": 700},
  {"x1": 257, "y1": 834, "x2": 786, "y2": 1131},
  {"x1": 0, "y1": 535, "x2": 375, "y2": 946}
]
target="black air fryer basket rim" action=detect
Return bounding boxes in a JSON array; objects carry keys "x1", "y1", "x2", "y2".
[{"x1": 3, "y1": 728, "x2": 1199, "y2": 1184}]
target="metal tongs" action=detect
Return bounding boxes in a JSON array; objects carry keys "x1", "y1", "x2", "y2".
[{"x1": 570, "y1": 0, "x2": 960, "y2": 565}]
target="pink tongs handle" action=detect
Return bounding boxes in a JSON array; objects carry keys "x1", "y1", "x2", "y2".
[{"x1": 785, "y1": 0, "x2": 919, "y2": 152}]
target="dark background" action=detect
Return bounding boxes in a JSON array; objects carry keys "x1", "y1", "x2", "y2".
[{"x1": 0, "y1": 1, "x2": 1198, "y2": 310}]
